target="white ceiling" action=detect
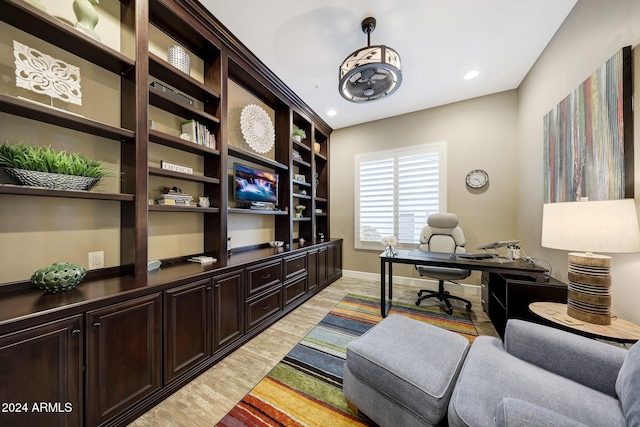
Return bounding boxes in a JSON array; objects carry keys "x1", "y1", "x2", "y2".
[{"x1": 199, "y1": 0, "x2": 578, "y2": 130}]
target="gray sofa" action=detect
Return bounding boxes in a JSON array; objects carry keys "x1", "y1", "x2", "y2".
[{"x1": 448, "y1": 319, "x2": 639, "y2": 427}]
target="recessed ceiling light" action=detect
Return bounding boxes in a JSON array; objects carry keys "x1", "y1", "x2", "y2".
[
  {"x1": 464, "y1": 70, "x2": 479, "y2": 80},
  {"x1": 327, "y1": 109, "x2": 337, "y2": 116}
]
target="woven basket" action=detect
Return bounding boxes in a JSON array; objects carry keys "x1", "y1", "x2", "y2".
[{"x1": 3, "y1": 168, "x2": 99, "y2": 191}]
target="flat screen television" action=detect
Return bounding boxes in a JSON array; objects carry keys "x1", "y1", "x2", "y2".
[{"x1": 233, "y1": 163, "x2": 279, "y2": 206}]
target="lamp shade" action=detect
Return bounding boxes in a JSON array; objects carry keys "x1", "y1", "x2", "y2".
[{"x1": 541, "y1": 199, "x2": 640, "y2": 253}]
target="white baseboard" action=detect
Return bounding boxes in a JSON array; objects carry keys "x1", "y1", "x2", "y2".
[{"x1": 342, "y1": 269, "x2": 481, "y2": 296}]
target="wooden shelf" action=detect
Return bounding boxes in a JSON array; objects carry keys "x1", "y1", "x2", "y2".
[
  {"x1": 293, "y1": 140, "x2": 311, "y2": 152},
  {"x1": 315, "y1": 196, "x2": 328, "y2": 203},
  {"x1": 315, "y1": 152, "x2": 328, "y2": 162},
  {"x1": 149, "y1": 130, "x2": 220, "y2": 156},
  {"x1": 228, "y1": 147, "x2": 288, "y2": 171},
  {"x1": 292, "y1": 217, "x2": 311, "y2": 222},
  {"x1": 2, "y1": 0, "x2": 135, "y2": 76},
  {"x1": 228, "y1": 208, "x2": 288, "y2": 216},
  {"x1": 149, "y1": 53, "x2": 220, "y2": 103},
  {"x1": 292, "y1": 179, "x2": 311, "y2": 187},
  {"x1": 0, "y1": 94, "x2": 135, "y2": 142},
  {"x1": 0, "y1": 183, "x2": 134, "y2": 201},
  {"x1": 149, "y1": 205, "x2": 219, "y2": 213},
  {"x1": 293, "y1": 157, "x2": 311, "y2": 168},
  {"x1": 149, "y1": 166, "x2": 220, "y2": 184},
  {"x1": 149, "y1": 87, "x2": 220, "y2": 126},
  {"x1": 292, "y1": 193, "x2": 311, "y2": 200}
]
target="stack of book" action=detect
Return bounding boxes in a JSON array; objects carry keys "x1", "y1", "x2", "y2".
[
  {"x1": 154, "y1": 192, "x2": 194, "y2": 206},
  {"x1": 181, "y1": 119, "x2": 216, "y2": 149},
  {"x1": 188, "y1": 255, "x2": 217, "y2": 264}
]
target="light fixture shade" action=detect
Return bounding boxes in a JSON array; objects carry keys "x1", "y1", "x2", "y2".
[
  {"x1": 541, "y1": 199, "x2": 640, "y2": 253},
  {"x1": 339, "y1": 45, "x2": 402, "y2": 102},
  {"x1": 339, "y1": 17, "x2": 402, "y2": 103}
]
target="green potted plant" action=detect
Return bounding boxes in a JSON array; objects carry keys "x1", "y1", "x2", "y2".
[
  {"x1": 0, "y1": 142, "x2": 112, "y2": 191},
  {"x1": 292, "y1": 128, "x2": 306, "y2": 142}
]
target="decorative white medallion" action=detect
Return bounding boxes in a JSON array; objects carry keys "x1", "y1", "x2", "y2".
[
  {"x1": 14, "y1": 40, "x2": 82, "y2": 106},
  {"x1": 240, "y1": 104, "x2": 275, "y2": 154}
]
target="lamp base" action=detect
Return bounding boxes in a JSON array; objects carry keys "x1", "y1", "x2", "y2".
[{"x1": 566, "y1": 253, "x2": 611, "y2": 325}]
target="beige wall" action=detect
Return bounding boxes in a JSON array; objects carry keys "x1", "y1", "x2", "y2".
[
  {"x1": 331, "y1": 90, "x2": 519, "y2": 284},
  {"x1": 517, "y1": 0, "x2": 640, "y2": 323}
]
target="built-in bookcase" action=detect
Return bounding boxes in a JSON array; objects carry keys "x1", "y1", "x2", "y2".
[{"x1": 0, "y1": 0, "x2": 332, "y2": 286}]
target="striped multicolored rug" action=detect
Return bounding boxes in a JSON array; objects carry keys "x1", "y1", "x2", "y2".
[{"x1": 216, "y1": 293, "x2": 478, "y2": 427}]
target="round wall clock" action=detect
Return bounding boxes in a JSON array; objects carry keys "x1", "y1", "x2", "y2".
[{"x1": 466, "y1": 169, "x2": 489, "y2": 189}]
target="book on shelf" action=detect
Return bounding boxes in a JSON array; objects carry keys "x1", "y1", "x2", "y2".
[
  {"x1": 181, "y1": 119, "x2": 216, "y2": 149},
  {"x1": 154, "y1": 192, "x2": 194, "y2": 206},
  {"x1": 188, "y1": 255, "x2": 216, "y2": 264}
]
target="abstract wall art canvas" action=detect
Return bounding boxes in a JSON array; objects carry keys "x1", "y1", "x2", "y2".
[{"x1": 543, "y1": 46, "x2": 633, "y2": 203}]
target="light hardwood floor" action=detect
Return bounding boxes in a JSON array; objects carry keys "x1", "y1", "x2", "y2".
[{"x1": 131, "y1": 277, "x2": 498, "y2": 427}]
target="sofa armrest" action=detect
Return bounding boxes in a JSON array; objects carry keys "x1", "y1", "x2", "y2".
[
  {"x1": 504, "y1": 319, "x2": 627, "y2": 396},
  {"x1": 495, "y1": 398, "x2": 589, "y2": 427}
]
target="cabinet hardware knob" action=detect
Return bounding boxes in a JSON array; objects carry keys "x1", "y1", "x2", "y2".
[
  {"x1": 93, "y1": 322, "x2": 101, "y2": 329},
  {"x1": 214, "y1": 284, "x2": 220, "y2": 288},
  {"x1": 71, "y1": 329, "x2": 81, "y2": 337},
  {"x1": 206, "y1": 286, "x2": 212, "y2": 291},
  {"x1": 261, "y1": 274, "x2": 271, "y2": 279},
  {"x1": 481, "y1": 299, "x2": 486, "y2": 304},
  {"x1": 261, "y1": 304, "x2": 270, "y2": 310}
]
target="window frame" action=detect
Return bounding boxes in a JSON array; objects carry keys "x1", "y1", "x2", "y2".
[{"x1": 354, "y1": 141, "x2": 447, "y2": 250}]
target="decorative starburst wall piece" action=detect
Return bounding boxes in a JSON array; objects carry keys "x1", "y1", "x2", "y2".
[
  {"x1": 240, "y1": 104, "x2": 275, "y2": 154},
  {"x1": 14, "y1": 40, "x2": 82, "y2": 106}
]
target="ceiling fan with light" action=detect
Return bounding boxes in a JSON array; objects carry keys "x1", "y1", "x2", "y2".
[{"x1": 339, "y1": 17, "x2": 402, "y2": 103}]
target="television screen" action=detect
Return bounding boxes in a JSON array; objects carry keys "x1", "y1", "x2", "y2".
[{"x1": 233, "y1": 163, "x2": 278, "y2": 204}]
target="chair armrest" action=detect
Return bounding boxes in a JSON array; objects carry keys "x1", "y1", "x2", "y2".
[
  {"x1": 495, "y1": 398, "x2": 589, "y2": 427},
  {"x1": 504, "y1": 319, "x2": 627, "y2": 396}
]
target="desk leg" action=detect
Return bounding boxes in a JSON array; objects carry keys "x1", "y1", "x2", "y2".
[
  {"x1": 380, "y1": 259, "x2": 393, "y2": 318},
  {"x1": 380, "y1": 259, "x2": 387, "y2": 317}
]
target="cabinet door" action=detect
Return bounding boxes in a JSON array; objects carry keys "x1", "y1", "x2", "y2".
[
  {"x1": 213, "y1": 270, "x2": 244, "y2": 352},
  {"x1": 318, "y1": 246, "x2": 328, "y2": 287},
  {"x1": 164, "y1": 279, "x2": 212, "y2": 383},
  {"x1": 328, "y1": 244, "x2": 336, "y2": 280},
  {"x1": 0, "y1": 316, "x2": 82, "y2": 427},
  {"x1": 86, "y1": 294, "x2": 162, "y2": 427},
  {"x1": 307, "y1": 249, "x2": 318, "y2": 293}
]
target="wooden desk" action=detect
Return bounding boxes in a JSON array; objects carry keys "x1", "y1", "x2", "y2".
[
  {"x1": 529, "y1": 302, "x2": 640, "y2": 343},
  {"x1": 379, "y1": 249, "x2": 548, "y2": 317}
]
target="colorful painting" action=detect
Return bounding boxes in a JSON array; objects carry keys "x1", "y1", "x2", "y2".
[{"x1": 543, "y1": 47, "x2": 633, "y2": 203}]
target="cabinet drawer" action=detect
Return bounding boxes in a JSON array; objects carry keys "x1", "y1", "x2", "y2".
[
  {"x1": 284, "y1": 253, "x2": 307, "y2": 281},
  {"x1": 246, "y1": 288, "x2": 282, "y2": 331},
  {"x1": 284, "y1": 276, "x2": 307, "y2": 307},
  {"x1": 246, "y1": 261, "x2": 282, "y2": 297}
]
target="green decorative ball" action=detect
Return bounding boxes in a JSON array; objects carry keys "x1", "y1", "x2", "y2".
[{"x1": 31, "y1": 262, "x2": 87, "y2": 293}]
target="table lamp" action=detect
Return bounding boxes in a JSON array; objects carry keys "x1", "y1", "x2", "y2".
[{"x1": 541, "y1": 199, "x2": 640, "y2": 325}]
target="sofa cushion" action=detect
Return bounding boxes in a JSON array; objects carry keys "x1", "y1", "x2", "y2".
[
  {"x1": 616, "y1": 341, "x2": 640, "y2": 427},
  {"x1": 495, "y1": 398, "x2": 589, "y2": 427},
  {"x1": 448, "y1": 336, "x2": 626, "y2": 427},
  {"x1": 345, "y1": 314, "x2": 469, "y2": 425}
]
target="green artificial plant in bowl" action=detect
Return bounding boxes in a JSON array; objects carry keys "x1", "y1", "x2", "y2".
[
  {"x1": 292, "y1": 128, "x2": 306, "y2": 141},
  {"x1": 0, "y1": 142, "x2": 112, "y2": 190}
]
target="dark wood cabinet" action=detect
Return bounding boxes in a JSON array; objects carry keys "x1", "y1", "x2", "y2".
[
  {"x1": 307, "y1": 249, "x2": 318, "y2": 293},
  {"x1": 327, "y1": 241, "x2": 342, "y2": 281},
  {"x1": 213, "y1": 269, "x2": 244, "y2": 351},
  {"x1": 0, "y1": 316, "x2": 82, "y2": 427},
  {"x1": 318, "y1": 246, "x2": 328, "y2": 287},
  {"x1": 86, "y1": 293, "x2": 162, "y2": 427},
  {"x1": 483, "y1": 272, "x2": 567, "y2": 337},
  {"x1": 284, "y1": 275, "x2": 307, "y2": 307},
  {"x1": 164, "y1": 279, "x2": 212, "y2": 383},
  {"x1": 245, "y1": 260, "x2": 283, "y2": 298},
  {"x1": 246, "y1": 287, "x2": 282, "y2": 332}
]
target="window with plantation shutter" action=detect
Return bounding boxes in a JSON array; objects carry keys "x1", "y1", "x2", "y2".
[{"x1": 355, "y1": 142, "x2": 447, "y2": 250}]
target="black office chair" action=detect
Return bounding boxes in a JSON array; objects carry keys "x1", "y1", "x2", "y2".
[{"x1": 415, "y1": 213, "x2": 472, "y2": 315}]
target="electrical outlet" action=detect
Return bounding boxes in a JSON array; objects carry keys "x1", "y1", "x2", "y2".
[{"x1": 88, "y1": 251, "x2": 104, "y2": 270}]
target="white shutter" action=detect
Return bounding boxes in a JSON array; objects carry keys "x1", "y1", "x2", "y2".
[{"x1": 355, "y1": 142, "x2": 446, "y2": 250}]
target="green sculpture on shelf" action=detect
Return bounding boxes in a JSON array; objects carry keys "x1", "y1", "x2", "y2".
[
  {"x1": 73, "y1": 0, "x2": 101, "y2": 41},
  {"x1": 31, "y1": 262, "x2": 87, "y2": 293}
]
